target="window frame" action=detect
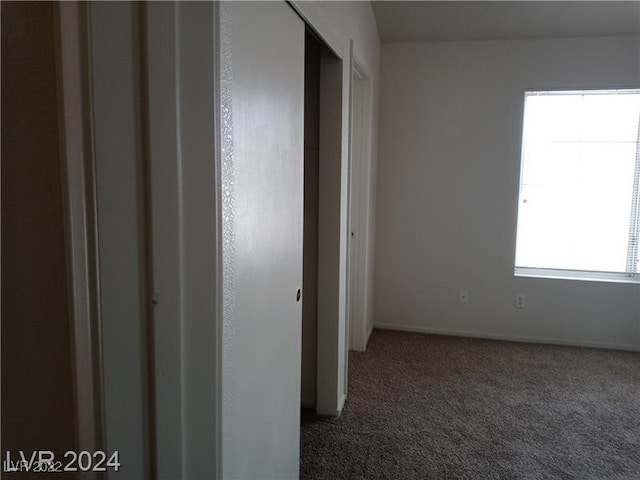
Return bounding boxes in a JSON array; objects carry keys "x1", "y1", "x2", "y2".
[{"x1": 514, "y1": 88, "x2": 640, "y2": 285}]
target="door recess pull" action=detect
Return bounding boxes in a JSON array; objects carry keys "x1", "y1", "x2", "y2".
[{"x1": 296, "y1": 288, "x2": 301, "y2": 302}]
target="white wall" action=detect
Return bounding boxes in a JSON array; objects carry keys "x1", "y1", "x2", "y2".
[
  {"x1": 302, "y1": 1, "x2": 380, "y2": 78},
  {"x1": 375, "y1": 35, "x2": 640, "y2": 350}
]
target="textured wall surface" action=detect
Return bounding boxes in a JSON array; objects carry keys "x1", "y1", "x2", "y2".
[
  {"x1": 1, "y1": 0, "x2": 77, "y2": 466},
  {"x1": 375, "y1": 35, "x2": 640, "y2": 350}
]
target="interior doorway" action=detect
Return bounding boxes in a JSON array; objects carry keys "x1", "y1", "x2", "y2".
[
  {"x1": 300, "y1": 26, "x2": 348, "y2": 416},
  {"x1": 301, "y1": 28, "x2": 321, "y2": 409},
  {"x1": 348, "y1": 62, "x2": 373, "y2": 353}
]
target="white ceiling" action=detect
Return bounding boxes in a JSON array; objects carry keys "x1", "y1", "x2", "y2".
[{"x1": 371, "y1": 1, "x2": 640, "y2": 43}]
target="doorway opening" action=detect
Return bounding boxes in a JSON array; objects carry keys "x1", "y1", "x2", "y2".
[
  {"x1": 301, "y1": 26, "x2": 347, "y2": 416},
  {"x1": 301, "y1": 27, "x2": 321, "y2": 410},
  {"x1": 348, "y1": 62, "x2": 374, "y2": 353}
]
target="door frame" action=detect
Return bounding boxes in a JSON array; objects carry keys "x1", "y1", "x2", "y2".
[
  {"x1": 57, "y1": 3, "x2": 222, "y2": 478},
  {"x1": 144, "y1": 3, "x2": 222, "y2": 478},
  {"x1": 290, "y1": 0, "x2": 354, "y2": 417},
  {"x1": 55, "y1": 1, "x2": 104, "y2": 464},
  {"x1": 348, "y1": 59, "x2": 374, "y2": 353}
]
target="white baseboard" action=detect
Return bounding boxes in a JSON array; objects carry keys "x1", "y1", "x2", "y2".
[
  {"x1": 365, "y1": 323, "x2": 374, "y2": 348},
  {"x1": 337, "y1": 393, "x2": 347, "y2": 414},
  {"x1": 374, "y1": 323, "x2": 640, "y2": 352}
]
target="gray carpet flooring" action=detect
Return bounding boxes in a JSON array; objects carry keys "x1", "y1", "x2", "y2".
[{"x1": 301, "y1": 329, "x2": 640, "y2": 480}]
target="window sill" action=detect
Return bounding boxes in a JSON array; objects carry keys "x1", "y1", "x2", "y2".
[{"x1": 514, "y1": 267, "x2": 640, "y2": 285}]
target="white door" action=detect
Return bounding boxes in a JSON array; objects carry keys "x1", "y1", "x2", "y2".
[
  {"x1": 220, "y1": 2, "x2": 305, "y2": 478},
  {"x1": 349, "y1": 69, "x2": 367, "y2": 352}
]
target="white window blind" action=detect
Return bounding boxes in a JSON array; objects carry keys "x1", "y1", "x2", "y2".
[{"x1": 515, "y1": 89, "x2": 640, "y2": 283}]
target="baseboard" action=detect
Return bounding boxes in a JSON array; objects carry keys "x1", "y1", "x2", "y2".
[
  {"x1": 337, "y1": 393, "x2": 347, "y2": 414},
  {"x1": 365, "y1": 323, "x2": 374, "y2": 348},
  {"x1": 374, "y1": 323, "x2": 640, "y2": 352},
  {"x1": 352, "y1": 325, "x2": 375, "y2": 353}
]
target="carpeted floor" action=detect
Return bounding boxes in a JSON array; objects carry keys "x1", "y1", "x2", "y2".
[{"x1": 301, "y1": 329, "x2": 640, "y2": 480}]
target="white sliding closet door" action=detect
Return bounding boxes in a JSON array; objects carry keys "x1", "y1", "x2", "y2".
[{"x1": 220, "y1": 2, "x2": 305, "y2": 478}]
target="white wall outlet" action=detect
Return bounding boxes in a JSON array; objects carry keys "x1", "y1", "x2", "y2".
[
  {"x1": 516, "y1": 294, "x2": 525, "y2": 308},
  {"x1": 459, "y1": 289, "x2": 470, "y2": 304}
]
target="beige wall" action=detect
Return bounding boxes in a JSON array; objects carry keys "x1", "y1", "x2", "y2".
[
  {"x1": 375, "y1": 35, "x2": 640, "y2": 350},
  {"x1": 1, "y1": 0, "x2": 77, "y2": 466}
]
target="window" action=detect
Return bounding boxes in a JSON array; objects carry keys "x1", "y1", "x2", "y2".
[{"x1": 515, "y1": 89, "x2": 640, "y2": 283}]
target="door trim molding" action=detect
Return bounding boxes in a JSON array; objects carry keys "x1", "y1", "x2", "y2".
[
  {"x1": 288, "y1": 1, "x2": 343, "y2": 60},
  {"x1": 57, "y1": 4, "x2": 224, "y2": 477},
  {"x1": 55, "y1": 0, "x2": 104, "y2": 461},
  {"x1": 348, "y1": 56, "x2": 374, "y2": 354},
  {"x1": 290, "y1": 0, "x2": 353, "y2": 417}
]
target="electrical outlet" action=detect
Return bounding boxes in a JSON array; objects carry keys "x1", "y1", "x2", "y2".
[
  {"x1": 516, "y1": 294, "x2": 525, "y2": 308},
  {"x1": 459, "y1": 289, "x2": 470, "y2": 304}
]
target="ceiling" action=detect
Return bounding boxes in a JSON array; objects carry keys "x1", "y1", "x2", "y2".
[{"x1": 371, "y1": 1, "x2": 640, "y2": 43}]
